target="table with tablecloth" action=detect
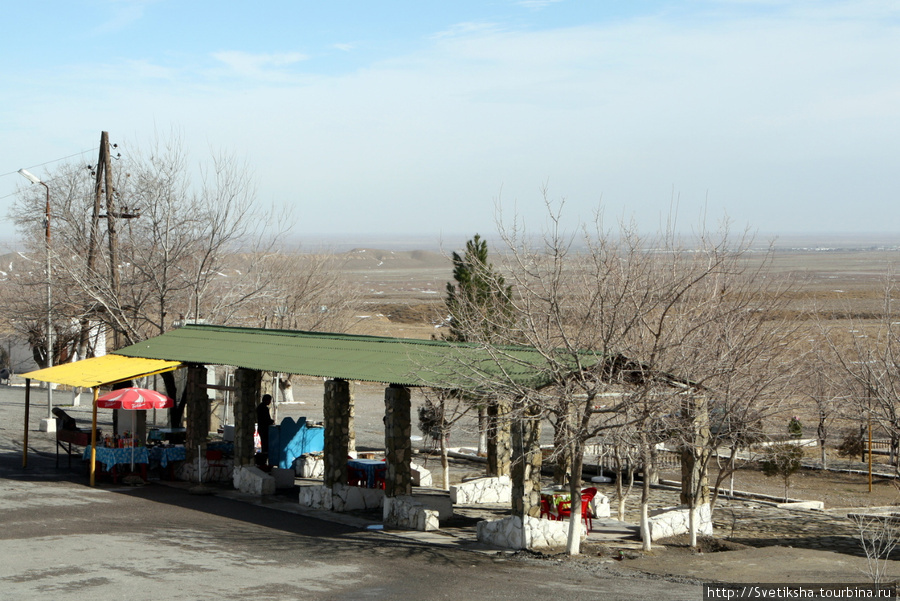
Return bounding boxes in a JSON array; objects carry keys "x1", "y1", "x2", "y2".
[
  {"x1": 148, "y1": 445, "x2": 186, "y2": 468},
  {"x1": 540, "y1": 489, "x2": 572, "y2": 518},
  {"x1": 347, "y1": 459, "x2": 386, "y2": 488},
  {"x1": 83, "y1": 445, "x2": 149, "y2": 471}
]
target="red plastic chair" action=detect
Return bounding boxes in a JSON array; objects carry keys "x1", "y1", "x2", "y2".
[
  {"x1": 557, "y1": 496, "x2": 593, "y2": 533},
  {"x1": 540, "y1": 497, "x2": 557, "y2": 520},
  {"x1": 347, "y1": 467, "x2": 366, "y2": 487},
  {"x1": 205, "y1": 449, "x2": 229, "y2": 481}
]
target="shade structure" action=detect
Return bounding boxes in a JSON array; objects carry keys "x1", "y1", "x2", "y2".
[
  {"x1": 96, "y1": 387, "x2": 174, "y2": 410},
  {"x1": 22, "y1": 355, "x2": 182, "y2": 388}
]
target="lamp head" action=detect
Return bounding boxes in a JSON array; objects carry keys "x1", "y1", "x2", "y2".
[{"x1": 18, "y1": 169, "x2": 42, "y2": 185}]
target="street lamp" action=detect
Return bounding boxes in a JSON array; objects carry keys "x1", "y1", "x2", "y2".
[{"x1": 18, "y1": 169, "x2": 54, "y2": 427}]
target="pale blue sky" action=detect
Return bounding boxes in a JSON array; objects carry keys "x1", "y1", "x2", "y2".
[{"x1": 2, "y1": 0, "x2": 899, "y2": 247}]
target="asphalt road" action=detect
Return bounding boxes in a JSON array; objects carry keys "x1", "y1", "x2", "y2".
[{"x1": 0, "y1": 384, "x2": 701, "y2": 601}]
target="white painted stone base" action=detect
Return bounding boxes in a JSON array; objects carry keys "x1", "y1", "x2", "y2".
[
  {"x1": 40, "y1": 418, "x2": 57, "y2": 433},
  {"x1": 298, "y1": 484, "x2": 333, "y2": 510},
  {"x1": 776, "y1": 500, "x2": 824, "y2": 511},
  {"x1": 411, "y1": 490, "x2": 453, "y2": 520},
  {"x1": 232, "y1": 466, "x2": 276, "y2": 496},
  {"x1": 476, "y1": 515, "x2": 583, "y2": 550},
  {"x1": 411, "y1": 462, "x2": 432, "y2": 486},
  {"x1": 450, "y1": 476, "x2": 512, "y2": 505},
  {"x1": 591, "y1": 493, "x2": 611, "y2": 518},
  {"x1": 178, "y1": 456, "x2": 234, "y2": 483},
  {"x1": 294, "y1": 454, "x2": 324, "y2": 478},
  {"x1": 298, "y1": 484, "x2": 384, "y2": 512},
  {"x1": 647, "y1": 503, "x2": 713, "y2": 540},
  {"x1": 384, "y1": 495, "x2": 439, "y2": 531}
]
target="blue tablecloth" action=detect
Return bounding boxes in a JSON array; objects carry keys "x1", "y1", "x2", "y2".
[
  {"x1": 348, "y1": 459, "x2": 386, "y2": 489},
  {"x1": 83, "y1": 446, "x2": 149, "y2": 470},
  {"x1": 148, "y1": 446, "x2": 186, "y2": 468}
]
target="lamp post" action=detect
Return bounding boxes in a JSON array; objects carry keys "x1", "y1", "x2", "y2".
[{"x1": 18, "y1": 169, "x2": 54, "y2": 429}]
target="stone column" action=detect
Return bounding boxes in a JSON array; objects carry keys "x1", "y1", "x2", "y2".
[
  {"x1": 384, "y1": 384, "x2": 412, "y2": 497},
  {"x1": 487, "y1": 399, "x2": 512, "y2": 477},
  {"x1": 680, "y1": 394, "x2": 711, "y2": 506},
  {"x1": 184, "y1": 364, "x2": 210, "y2": 463},
  {"x1": 511, "y1": 406, "x2": 542, "y2": 518},
  {"x1": 233, "y1": 368, "x2": 261, "y2": 467},
  {"x1": 323, "y1": 379, "x2": 353, "y2": 488}
]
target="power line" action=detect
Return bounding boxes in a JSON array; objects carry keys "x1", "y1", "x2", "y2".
[
  {"x1": 0, "y1": 148, "x2": 97, "y2": 202},
  {"x1": 0, "y1": 148, "x2": 96, "y2": 179}
]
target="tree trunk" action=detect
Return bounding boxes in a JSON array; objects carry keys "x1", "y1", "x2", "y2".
[
  {"x1": 477, "y1": 406, "x2": 487, "y2": 456},
  {"x1": 640, "y1": 437, "x2": 652, "y2": 552},
  {"x1": 565, "y1": 444, "x2": 584, "y2": 556},
  {"x1": 818, "y1": 417, "x2": 827, "y2": 468},
  {"x1": 440, "y1": 429, "x2": 450, "y2": 491},
  {"x1": 278, "y1": 374, "x2": 295, "y2": 404},
  {"x1": 553, "y1": 420, "x2": 571, "y2": 486},
  {"x1": 688, "y1": 498, "x2": 698, "y2": 548}
]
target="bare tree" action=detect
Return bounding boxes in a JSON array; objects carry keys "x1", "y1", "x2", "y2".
[
  {"x1": 851, "y1": 513, "x2": 900, "y2": 584},
  {"x1": 248, "y1": 249, "x2": 364, "y2": 402},
  {"x1": 6, "y1": 133, "x2": 290, "y2": 423},
  {"x1": 823, "y1": 277, "x2": 900, "y2": 472}
]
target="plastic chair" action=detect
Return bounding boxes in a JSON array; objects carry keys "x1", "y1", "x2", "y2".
[
  {"x1": 540, "y1": 497, "x2": 557, "y2": 520},
  {"x1": 206, "y1": 449, "x2": 230, "y2": 481},
  {"x1": 373, "y1": 465, "x2": 387, "y2": 490},
  {"x1": 347, "y1": 467, "x2": 366, "y2": 487},
  {"x1": 557, "y1": 496, "x2": 593, "y2": 533}
]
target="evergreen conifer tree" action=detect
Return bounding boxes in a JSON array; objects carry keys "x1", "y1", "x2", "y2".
[{"x1": 444, "y1": 234, "x2": 512, "y2": 343}]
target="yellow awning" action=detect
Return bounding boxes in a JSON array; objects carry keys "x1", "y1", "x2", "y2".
[{"x1": 22, "y1": 355, "x2": 182, "y2": 388}]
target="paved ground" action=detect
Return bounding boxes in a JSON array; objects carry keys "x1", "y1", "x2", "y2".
[{"x1": 4, "y1": 380, "x2": 900, "y2": 599}]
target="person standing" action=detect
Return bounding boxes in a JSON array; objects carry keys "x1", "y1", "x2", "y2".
[{"x1": 256, "y1": 394, "x2": 274, "y2": 465}]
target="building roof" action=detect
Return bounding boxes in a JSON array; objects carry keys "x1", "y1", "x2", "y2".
[
  {"x1": 113, "y1": 324, "x2": 587, "y2": 389},
  {"x1": 21, "y1": 355, "x2": 182, "y2": 388}
]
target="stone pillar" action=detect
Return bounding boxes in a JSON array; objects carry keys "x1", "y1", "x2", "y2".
[
  {"x1": 487, "y1": 399, "x2": 512, "y2": 477},
  {"x1": 323, "y1": 379, "x2": 353, "y2": 488},
  {"x1": 233, "y1": 368, "x2": 261, "y2": 467},
  {"x1": 384, "y1": 384, "x2": 412, "y2": 497},
  {"x1": 511, "y1": 406, "x2": 542, "y2": 518},
  {"x1": 184, "y1": 364, "x2": 210, "y2": 464},
  {"x1": 680, "y1": 394, "x2": 711, "y2": 506}
]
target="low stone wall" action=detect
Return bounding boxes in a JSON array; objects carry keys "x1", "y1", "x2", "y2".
[
  {"x1": 177, "y1": 456, "x2": 234, "y2": 483},
  {"x1": 450, "y1": 476, "x2": 511, "y2": 505},
  {"x1": 776, "y1": 501, "x2": 824, "y2": 511},
  {"x1": 590, "y1": 493, "x2": 611, "y2": 519},
  {"x1": 233, "y1": 466, "x2": 276, "y2": 496},
  {"x1": 298, "y1": 483, "x2": 384, "y2": 512},
  {"x1": 298, "y1": 484, "x2": 333, "y2": 510},
  {"x1": 384, "y1": 495, "x2": 439, "y2": 531},
  {"x1": 411, "y1": 489, "x2": 453, "y2": 520},
  {"x1": 411, "y1": 462, "x2": 432, "y2": 487},
  {"x1": 476, "y1": 515, "x2": 580, "y2": 550},
  {"x1": 647, "y1": 503, "x2": 712, "y2": 540},
  {"x1": 294, "y1": 454, "x2": 324, "y2": 478}
]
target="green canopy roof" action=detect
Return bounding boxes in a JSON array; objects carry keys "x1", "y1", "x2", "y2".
[{"x1": 113, "y1": 324, "x2": 587, "y2": 389}]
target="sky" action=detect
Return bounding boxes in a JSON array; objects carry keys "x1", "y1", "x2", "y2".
[{"x1": 2, "y1": 0, "x2": 899, "y2": 249}]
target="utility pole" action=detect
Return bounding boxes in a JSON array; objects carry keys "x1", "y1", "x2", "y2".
[
  {"x1": 90, "y1": 131, "x2": 139, "y2": 352},
  {"x1": 77, "y1": 132, "x2": 107, "y2": 361},
  {"x1": 102, "y1": 133, "x2": 121, "y2": 350}
]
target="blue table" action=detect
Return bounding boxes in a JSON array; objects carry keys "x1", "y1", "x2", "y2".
[
  {"x1": 148, "y1": 446, "x2": 186, "y2": 468},
  {"x1": 348, "y1": 459, "x2": 386, "y2": 489},
  {"x1": 83, "y1": 445, "x2": 149, "y2": 471}
]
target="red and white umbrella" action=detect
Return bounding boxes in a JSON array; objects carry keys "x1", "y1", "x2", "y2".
[
  {"x1": 96, "y1": 388, "x2": 174, "y2": 474},
  {"x1": 97, "y1": 387, "x2": 174, "y2": 410}
]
